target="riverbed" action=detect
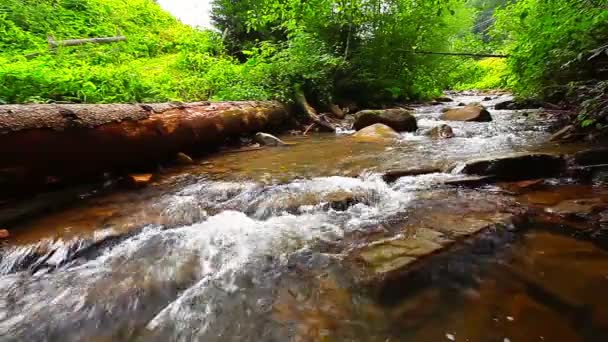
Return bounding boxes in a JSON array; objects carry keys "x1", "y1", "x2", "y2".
[{"x1": 1, "y1": 93, "x2": 607, "y2": 341}]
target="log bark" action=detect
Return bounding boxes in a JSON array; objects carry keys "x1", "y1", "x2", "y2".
[
  {"x1": 0, "y1": 101, "x2": 288, "y2": 193},
  {"x1": 294, "y1": 86, "x2": 336, "y2": 132},
  {"x1": 48, "y1": 36, "x2": 126, "y2": 48}
]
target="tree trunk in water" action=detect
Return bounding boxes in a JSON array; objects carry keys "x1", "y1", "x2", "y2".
[
  {"x1": 294, "y1": 86, "x2": 336, "y2": 132},
  {"x1": 0, "y1": 101, "x2": 288, "y2": 194}
]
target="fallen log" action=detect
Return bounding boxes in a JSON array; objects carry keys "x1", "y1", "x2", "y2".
[
  {"x1": 48, "y1": 35, "x2": 126, "y2": 48},
  {"x1": 0, "y1": 101, "x2": 289, "y2": 194}
]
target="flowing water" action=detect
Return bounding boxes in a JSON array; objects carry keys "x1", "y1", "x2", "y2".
[{"x1": 1, "y1": 93, "x2": 607, "y2": 341}]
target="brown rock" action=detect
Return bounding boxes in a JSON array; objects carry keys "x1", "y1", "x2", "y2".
[
  {"x1": 353, "y1": 108, "x2": 418, "y2": 132},
  {"x1": 572, "y1": 148, "x2": 608, "y2": 166},
  {"x1": 435, "y1": 97, "x2": 454, "y2": 102},
  {"x1": 427, "y1": 124, "x2": 454, "y2": 139},
  {"x1": 546, "y1": 198, "x2": 607, "y2": 217},
  {"x1": 440, "y1": 104, "x2": 492, "y2": 122},
  {"x1": 458, "y1": 153, "x2": 565, "y2": 181},
  {"x1": 126, "y1": 174, "x2": 154, "y2": 188},
  {"x1": 0, "y1": 229, "x2": 9, "y2": 239},
  {"x1": 175, "y1": 152, "x2": 194, "y2": 165},
  {"x1": 352, "y1": 124, "x2": 401, "y2": 143}
]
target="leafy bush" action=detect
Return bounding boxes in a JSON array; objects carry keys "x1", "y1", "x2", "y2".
[{"x1": 492, "y1": 0, "x2": 608, "y2": 96}]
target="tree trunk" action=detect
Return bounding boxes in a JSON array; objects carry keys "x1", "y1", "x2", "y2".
[
  {"x1": 0, "y1": 101, "x2": 288, "y2": 194},
  {"x1": 294, "y1": 86, "x2": 336, "y2": 132},
  {"x1": 48, "y1": 36, "x2": 127, "y2": 48}
]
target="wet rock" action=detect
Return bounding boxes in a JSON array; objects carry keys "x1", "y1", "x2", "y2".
[
  {"x1": 353, "y1": 108, "x2": 417, "y2": 132},
  {"x1": 483, "y1": 96, "x2": 492, "y2": 101},
  {"x1": 495, "y1": 99, "x2": 543, "y2": 110},
  {"x1": 175, "y1": 152, "x2": 194, "y2": 165},
  {"x1": 0, "y1": 229, "x2": 9, "y2": 239},
  {"x1": 427, "y1": 124, "x2": 455, "y2": 139},
  {"x1": 458, "y1": 153, "x2": 565, "y2": 181},
  {"x1": 440, "y1": 104, "x2": 492, "y2": 122},
  {"x1": 498, "y1": 179, "x2": 545, "y2": 194},
  {"x1": 572, "y1": 148, "x2": 608, "y2": 166},
  {"x1": 382, "y1": 167, "x2": 443, "y2": 183},
  {"x1": 254, "y1": 132, "x2": 292, "y2": 146},
  {"x1": 546, "y1": 198, "x2": 607, "y2": 217},
  {"x1": 126, "y1": 173, "x2": 154, "y2": 188},
  {"x1": 358, "y1": 228, "x2": 451, "y2": 274},
  {"x1": 435, "y1": 97, "x2": 454, "y2": 102},
  {"x1": 443, "y1": 175, "x2": 495, "y2": 187},
  {"x1": 353, "y1": 211, "x2": 515, "y2": 279},
  {"x1": 352, "y1": 124, "x2": 401, "y2": 142},
  {"x1": 457, "y1": 102, "x2": 466, "y2": 106}
]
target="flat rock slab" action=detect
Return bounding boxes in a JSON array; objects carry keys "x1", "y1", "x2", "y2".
[{"x1": 348, "y1": 189, "x2": 518, "y2": 281}]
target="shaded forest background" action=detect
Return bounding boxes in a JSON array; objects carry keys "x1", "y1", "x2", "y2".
[{"x1": 1, "y1": 0, "x2": 606, "y2": 118}]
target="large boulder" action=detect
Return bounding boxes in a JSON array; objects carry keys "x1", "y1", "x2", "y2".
[
  {"x1": 440, "y1": 104, "x2": 492, "y2": 122},
  {"x1": 457, "y1": 153, "x2": 565, "y2": 181},
  {"x1": 352, "y1": 124, "x2": 401, "y2": 143},
  {"x1": 353, "y1": 108, "x2": 417, "y2": 132}
]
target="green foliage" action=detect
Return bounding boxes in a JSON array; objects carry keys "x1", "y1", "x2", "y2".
[
  {"x1": 492, "y1": 0, "x2": 608, "y2": 96},
  {"x1": 449, "y1": 58, "x2": 509, "y2": 90},
  {"x1": 0, "y1": 0, "x2": 253, "y2": 104}
]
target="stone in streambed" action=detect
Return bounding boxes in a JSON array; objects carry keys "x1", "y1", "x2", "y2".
[
  {"x1": 382, "y1": 167, "x2": 443, "y2": 183},
  {"x1": 358, "y1": 228, "x2": 450, "y2": 274},
  {"x1": 572, "y1": 148, "x2": 608, "y2": 166},
  {"x1": 352, "y1": 124, "x2": 401, "y2": 142},
  {"x1": 440, "y1": 104, "x2": 492, "y2": 122},
  {"x1": 427, "y1": 124, "x2": 455, "y2": 139},
  {"x1": 254, "y1": 132, "x2": 294, "y2": 146},
  {"x1": 175, "y1": 152, "x2": 194, "y2": 165},
  {"x1": 126, "y1": 174, "x2": 154, "y2": 188},
  {"x1": 457, "y1": 153, "x2": 565, "y2": 181},
  {"x1": 435, "y1": 97, "x2": 454, "y2": 102},
  {"x1": 0, "y1": 229, "x2": 9, "y2": 239},
  {"x1": 353, "y1": 108, "x2": 417, "y2": 132},
  {"x1": 546, "y1": 198, "x2": 608, "y2": 217}
]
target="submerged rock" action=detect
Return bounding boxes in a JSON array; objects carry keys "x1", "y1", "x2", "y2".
[
  {"x1": 546, "y1": 198, "x2": 607, "y2": 217},
  {"x1": 352, "y1": 124, "x2": 401, "y2": 142},
  {"x1": 457, "y1": 153, "x2": 565, "y2": 181},
  {"x1": 353, "y1": 108, "x2": 417, "y2": 132},
  {"x1": 435, "y1": 97, "x2": 454, "y2": 102},
  {"x1": 440, "y1": 104, "x2": 492, "y2": 122},
  {"x1": 427, "y1": 124, "x2": 455, "y2": 139},
  {"x1": 0, "y1": 229, "x2": 9, "y2": 239}
]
